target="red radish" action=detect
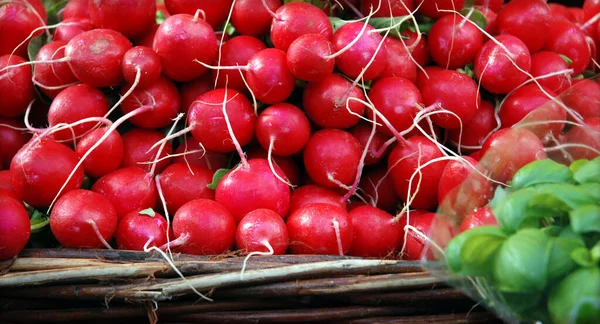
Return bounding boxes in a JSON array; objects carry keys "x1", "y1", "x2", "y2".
[
  {"x1": 419, "y1": 69, "x2": 481, "y2": 129},
  {"x1": 331, "y1": 22, "x2": 387, "y2": 81},
  {"x1": 530, "y1": 51, "x2": 572, "y2": 94},
  {"x1": 584, "y1": 0, "x2": 600, "y2": 22},
  {"x1": 33, "y1": 41, "x2": 79, "y2": 99},
  {"x1": 286, "y1": 203, "x2": 353, "y2": 255},
  {"x1": 121, "y1": 46, "x2": 162, "y2": 90},
  {"x1": 64, "y1": 29, "x2": 132, "y2": 88},
  {"x1": 543, "y1": 18, "x2": 591, "y2": 76},
  {"x1": 378, "y1": 37, "x2": 417, "y2": 83},
  {"x1": 0, "y1": 55, "x2": 34, "y2": 118},
  {"x1": 428, "y1": 14, "x2": 484, "y2": 69},
  {"x1": 236, "y1": 209, "x2": 289, "y2": 254},
  {"x1": 367, "y1": 77, "x2": 421, "y2": 136},
  {"x1": 135, "y1": 24, "x2": 159, "y2": 48},
  {"x1": 179, "y1": 74, "x2": 213, "y2": 115},
  {"x1": 173, "y1": 198, "x2": 236, "y2": 255},
  {"x1": 350, "y1": 122, "x2": 391, "y2": 166},
  {"x1": 241, "y1": 48, "x2": 296, "y2": 104},
  {"x1": 480, "y1": 7, "x2": 498, "y2": 35},
  {"x1": 91, "y1": 167, "x2": 157, "y2": 219},
  {"x1": 549, "y1": 4, "x2": 576, "y2": 22},
  {"x1": 232, "y1": 0, "x2": 281, "y2": 37},
  {"x1": 246, "y1": 147, "x2": 301, "y2": 186},
  {"x1": 289, "y1": 185, "x2": 346, "y2": 214},
  {"x1": 158, "y1": 163, "x2": 215, "y2": 215},
  {"x1": 400, "y1": 211, "x2": 448, "y2": 260},
  {"x1": 10, "y1": 138, "x2": 84, "y2": 208},
  {"x1": 121, "y1": 129, "x2": 173, "y2": 174},
  {"x1": 164, "y1": 0, "x2": 234, "y2": 29},
  {"x1": 116, "y1": 210, "x2": 171, "y2": 251},
  {"x1": 496, "y1": 0, "x2": 551, "y2": 53},
  {"x1": 188, "y1": 88, "x2": 255, "y2": 153},
  {"x1": 387, "y1": 136, "x2": 448, "y2": 210},
  {"x1": 402, "y1": 30, "x2": 430, "y2": 67},
  {"x1": 120, "y1": 77, "x2": 180, "y2": 129},
  {"x1": 50, "y1": 189, "x2": 118, "y2": 249},
  {"x1": 212, "y1": 36, "x2": 267, "y2": 93},
  {"x1": 347, "y1": 200, "x2": 367, "y2": 212},
  {"x1": 89, "y1": 0, "x2": 156, "y2": 39},
  {"x1": 53, "y1": 18, "x2": 94, "y2": 42},
  {"x1": 359, "y1": 167, "x2": 400, "y2": 213},
  {"x1": 270, "y1": 2, "x2": 333, "y2": 51},
  {"x1": 0, "y1": 188, "x2": 21, "y2": 203},
  {"x1": 303, "y1": 74, "x2": 366, "y2": 129},
  {"x1": 173, "y1": 137, "x2": 230, "y2": 171},
  {"x1": 153, "y1": 13, "x2": 218, "y2": 82},
  {"x1": 479, "y1": 127, "x2": 547, "y2": 183},
  {"x1": 0, "y1": 0, "x2": 46, "y2": 57},
  {"x1": 75, "y1": 127, "x2": 123, "y2": 178},
  {"x1": 437, "y1": 157, "x2": 493, "y2": 219},
  {"x1": 62, "y1": 0, "x2": 89, "y2": 20},
  {"x1": 561, "y1": 79, "x2": 600, "y2": 120},
  {"x1": 255, "y1": 103, "x2": 311, "y2": 157},
  {"x1": 303, "y1": 129, "x2": 362, "y2": 188},
  {"x1": 418, "y1": 0, "x2": 465, "y2": 19},
  {"x1": 474, "y1": 0, "x2": 503, "y2": 12},
  {"x1": 0, "y1": 170, "x2": 14, "y2": 190},
  {"x1": 459, "y1": 206, "x2": 498, "y2": 233},
  {"x1": 447, "y1": 100, "x2": 498, "y2": 153},
  {"x1": 286, "y1": 34, "x2": 334, "y2": 82},
  {"x1": 564, "y1": 117, "x2": 600, "y2": 160},
  {"x1": 474, "y1": 35, "x2": 531, "y2": 94},
  {"x1": 0, "y1": 118, "x2": 31, "y2": 169},
  {"x1": 499, "y1": 84, "x2": 566, "y2": 140},
  {"x1": 47, "y1": 84, "x2": 108, "y2": 142},
  {"x1": 0, "y1": 196, "x2": 30, "y2": 260},
  {"x1": 348, "y1": 205, "x2": 402, "y2": 258},
  {"x1": 361, "y1": 0, "x2": 415, "y2": 17},
  {"x1": 216, "y1": 158, "x2": 291, "y2": 223}
]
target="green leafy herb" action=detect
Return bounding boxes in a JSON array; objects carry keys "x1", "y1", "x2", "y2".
[
  {"x1": 546, "y1": 236, "x2": 582, "y2": 281},
  {"x1": 570, "y1": 205, "x2": 600, "y2": 234},
  {"x1": 573, "y1": 157, "x2": 600, "y2": 184},
  {"x1": 571, "y1": 248, "x2": 594, "y2": 268},
  {"x1": 445, "y1": 225, "x2": 507, "y2": 276},
  {"x1": 510, "y1": 159, "x2": 574, "y2": 190},
  {"x1": 207, "y1": 168, "x2": 231, "y2": 190},
  {"x1": 547, "y1": 267, "x2": 600, "y2": 324}
]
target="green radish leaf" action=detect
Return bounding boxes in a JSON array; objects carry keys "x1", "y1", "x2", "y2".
[
  {"x1": 570, "y1": 205, "x2": 600, "y2": 234},
  {"x1": 546, "y1": 236, "x2": 582, "y2": 281},
  {"x1": 156, "y1": 9, "x2": 166, "y2": 24},
  {"x1": 460, "y1": 8, "x2": 488, "y2": 29},
  {"x1": 445, "y1": 225, "x2": 507, "y2": 276},
  {"x1": 368, "y1": 16, "x2": 411, "y2": 38},
  {"x1": 571, "y1": 247, "x2": 594, "y2": 268},
  {"x1": 493, "y1": 228, "x2": 550, "y2": 293},
  {"x1": 329, "y1": 17, "x2": 349, "y2": 32},
  {"x1": 207, "y1": 168, "x2": 231, "y2": 190},
  {"x1": 29, "y1": 210, "x2": 50, "y2": 233},
  {"x1": 139, "y1": 208, "x2": 156, "y2": 217},
  {"x1": 456, "y1": 63, "x2": 474, "y2": 78},
  {"x1": 574, "y1": 156, "x2": 600, "y2": 184},
  {"x1": 559, "y1": 54, "x2": 574, "y2": 65},
  {"x1": 224, "y1": 22, "x2": 236, "y2": 36},
  {"x1": 27, "y1": 35, "x2": 45, "y2": 63},
  {"x1": 548, "y1": 267, "x2": 600, "y2": 324},
  {"x1": 44, "y1": 0, "x2": 68, "y2": 26},
  {"x1": 510, "y1": 159, "x2": 574, "y2": 189}
]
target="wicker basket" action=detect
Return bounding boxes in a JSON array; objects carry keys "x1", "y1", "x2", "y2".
[{"x1": 0, "y1": 249, "x2": 501, "y2": 323}]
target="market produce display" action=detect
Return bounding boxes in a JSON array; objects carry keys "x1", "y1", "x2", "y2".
[{"x1": 0, "y1": 0, "x2": 599, "y2": 322}]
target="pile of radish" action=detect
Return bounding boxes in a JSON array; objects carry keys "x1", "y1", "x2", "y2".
[{"x1": 0, "y1": 0, "x2": 599, "y2": 267}]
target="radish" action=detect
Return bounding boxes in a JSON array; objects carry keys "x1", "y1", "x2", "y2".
[
  {"x1": 52, "y1": 18, "x2": 94, "y2": 42},
  {"x1": 418, "y1": 0, "x2": 465, "y2": 19},
  {"x1": 179, "y1": 74, "x2": 213, "y2": 115},
  {"x1": 543, "y1": 18, "x2": 591, "y2": 76},
  {"x1": 562, "y1": 79, "x2": 600, "y2": 120},
  {"x1": 0, "y1": 55, "x2": 34, "y2": 118},
  {"x1": 474, "y1": 35, "x2": 531, "y2": 94},
  {"x1": 447, "y1": 100, "x2": 498, "y2": 153},
  {"x1": 428, "y1": 13, "x2": 483, "y2": 69},
  {"x1": 350, "y1": 122, "x2": 391, "y2": 166},
  {"x1": 0, "y1": 118, "x2": 31, "y2": 169},
  {"x1": 348, "y1": 205, "x2": 402, "y2": 258},
  {"x1": 47, "y1": 84, "x2": 108, "y2": 142},
  {"x1": 286, "y1": 33, "x2": 334, "y2": 82},
  {"x1": 50, "y1": 189, "x2": 118, "y2": 249},
  {"x1": 359, "y1": 166, "x2": 400, "y2": 213},
  {"x1": 479, "y1": 7, "x2": 498, "y2": 35},
  {"x1": 158, "y1": 163, "x2": 215, "y2": 215},
  {"x1": 91, "y1": 167, "x2": 157, "y2": 219},
  {"x1": 530, "y1": 51, "x2": 572, "y2": 94},
  {"x1": 134, "y1": 23, "x2": 159, "y2": 48},
  {"x1": 75, "y1": 127, "x2": 123, "y2": 178},
  {"x1": 549, "y1": 4, "x2": 576, "y2": 22},
  {"x1": 387, "y1": 136, "x2": 448, "y2": 210},
  {"x1": 116, "y1": 209, "x2": 171, "y2": 251},
  {"x1": 121, "y1": 128, "x2": 173, "y2": 174},
  {"x1": 361, "y1": 0, "x2": 415, "y2": 17},
  {"x1": 303, "y1": 73, "x2": 366, "y2": 129},
  {"x1": 216, "y1": 158, "x2": 291, "y2": 223},
  {"x1": 236, "y1": 208, "x2": 289, "y2": 255},
  {"x1": 173, "y1": 137, "x2": 230, "y2": 171},
  {"x1": 246, "y1": 147, "x2": 301, "y2": 186},
  {"x1": 119, "y1": 77, "x2": 180, "y2": 129},
  {"x1": 474, "y1": 0, "x2": 503, "y2": 12},
  {"x1": 212, "y1": 36, "x2": 267, "y2": 93},
  {"x1": 0, "y1": 0, "x2": 46, "y2": 57},
  {"x1": 399, "y1": 211, "x2": 445, "y2": 260},
  {"x1": 289, "y1": 184, "x2": 346, "y2": 214},
  {"x1": 10, "y1": 137, "x2": 84, "y2": 208},
  {"x1": 188, "y1": 88, "x2": 255, "y2": 153},
  {"x1": 153, "y1": 13, "x2": 218, "y2": 82},
  {"x1": 164, "y1": 0, "x2": 234, "y2": 29},
  {"x1": 303, "y1": 129, "x2": 362, "y2": 188},
  {"x1": 286, "y1": 203, "x2": 353, "y2": 255},
  {"x1": 402, "y1": 30, "x2": 430, "y2": 67},
  {"x1": 0, "y1": 170, "x2": 13, "y2": 190},
  {"x1": 121, "y1": 46, "x2": 162, "y2": 90},
  {"x1": 231, "y1": 0, "x2": 281, "y2": 37},
  {"x1": 564, "y1": 117, "x2": 600, "y2": 160},
  {"x1": 458, "y1": 206, "x2": 498, "y2": 233},
  {"x1": 496, "y1": 0, "x2": 551, "y2": 53},
  {"x1": 367, "y1": 77, "x2": 421, "y2": 136},
  {"x1": 269, "y1": 2, "x2": 333, "y2": 51},
  {"x1": 172, "y1": 198, "x2": 236, "y2": 255},
  {"x1": 331, "y1": 22, "x2": 387, "y2": 81},
  {"x1": 255, "y1": 103, "x2": 311, "y2": 157},
  {"x1": 0, "y1": 195, "x2": 30, "y2": 260},
  {"x1": 89, "y1": 0, "x2": 156, "y2": 39},
  {"x1": 62, "y1": 0, "x2": 89, "y2": 20},
  {"x1": 33, "y1": 40, "x2": 79, "y2": 99},
  {"x1": 378, "y1": 37, "x2": 417, "y2": 83}
]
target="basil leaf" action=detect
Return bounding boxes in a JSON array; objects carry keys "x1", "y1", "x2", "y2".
[
  {"x1": 445, "y1": 225, "x2": 507, "y2": 276},
  {"x1": 492, "y1": 189, "x2": 547, "y2": 234},
  {"x1": 570, "y1": 159, "x2": 589, "y2": 174},
  {"x1": 579, "y1": 183, "x2": 600, "y2": 202},
  {"x1": 574, "y1": 156, "x2": 600, "y2": 184},
  {"x1": 488, "y1": 185, "x2": 511, "y2": 209},
  {"x1": 571, "y1": 248, "x2": 594, "y2": 268},
  {"x1": 530, "y1": 184, "x2": 596, "y2": 210},
  {"x1": 570, "y1": 205, "x2": 600, "y2": 234},
  {"x1": 548, "y1": 267, "x2": 600, "y2": 324},
  {"x1": 546, "y1": 236, "x2": 582, "y2": 281},
  {"x1": 207, "y1": 168, "x2": 231, "y2": 190},
  {"x1": 510, "y1": 159, "x2": 574, "y2": 189}
]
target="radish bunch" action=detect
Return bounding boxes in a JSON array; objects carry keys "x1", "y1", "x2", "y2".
[{"x1": 0, "y1": 0, "x2": 599, "y2": 264}]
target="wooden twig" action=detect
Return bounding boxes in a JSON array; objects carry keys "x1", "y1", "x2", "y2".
[
  {"x1": 342, "y1": 312, "x2": 503, "y2": 324},
  {"x1": 0, "y1": 258, "x2": 110, "y2": 272}
]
